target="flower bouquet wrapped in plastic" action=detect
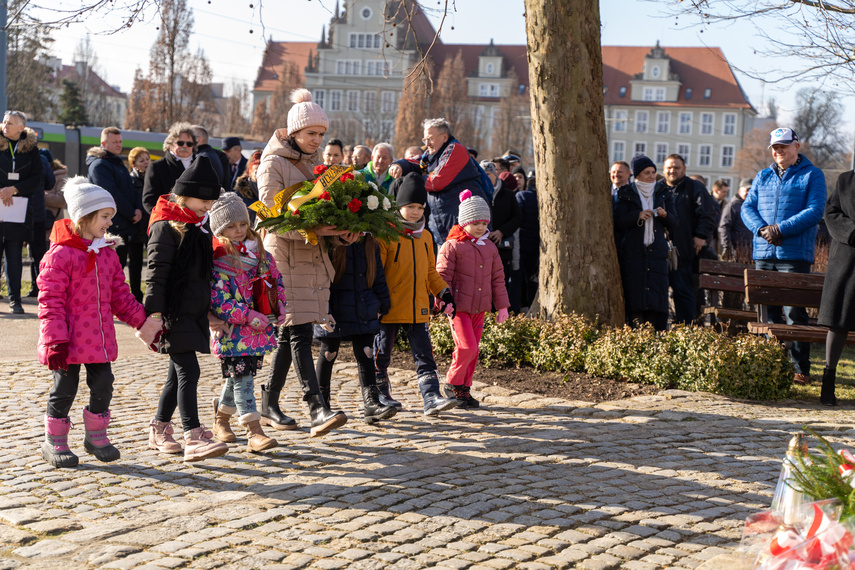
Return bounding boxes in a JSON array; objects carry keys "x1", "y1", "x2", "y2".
[{"x1": 252, "y1": 164, "x2": 402, "y2": 244}]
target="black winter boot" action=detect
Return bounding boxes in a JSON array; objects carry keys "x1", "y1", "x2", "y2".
[
  {"x1": 307, "y1": 394, "x2": 347, "y2": 437},
  {"x1": 821, "y1": 366, "x2": 838, "y2": 407},
  {"x1": 461, "y1": 385, "x2": 480, "y2": 409},
  {"x1": 362, "y1": 385, "x2": 398, "y2": 424},
  {"x1": 260, "y1": 380, "x2": 298, "y2": 430},
  {"x1": 419, "y1": 373, "x2": 459, "y2": 416},
  {"x1": 376, "y1": 378, "x2": 403, "y2": 410}
]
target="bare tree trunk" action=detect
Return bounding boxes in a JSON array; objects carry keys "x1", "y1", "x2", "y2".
[{"x1": 524, "y1": 0, "x2": 624, "y2": 325}]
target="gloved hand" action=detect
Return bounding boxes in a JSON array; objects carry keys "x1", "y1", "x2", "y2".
[
  {"x1": 276, "y1": 301, "x2": 288, "y2": 325},
  {"x1": 767, "y1": 224, "x2": 783, "y2": 246},
  {"x1": 496, "y1": 308, "x2": 509, "y2": 324},
  {"x1": 439, "y1": 288, "x2": 456, "y2": 318},
  {"x1": 320, "y1": 314, "x2": 336, "y2": 333},
  {"x1": 47, "y1": 342, "x2": 68, "y2": 371},
  {"x1": 245, "y1": 309, "x2": 270, "y2": 331},
  {"x1": 136, "y1": 315, "x2": 163, "y2": 347}
]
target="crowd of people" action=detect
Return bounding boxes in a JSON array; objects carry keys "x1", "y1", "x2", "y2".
[{"x1": 12, "y1": 87, "x2": 543, "y2": 468}]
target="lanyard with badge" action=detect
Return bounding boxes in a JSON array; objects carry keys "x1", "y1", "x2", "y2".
[{"x1": 7, "y1": 140, "x2": 19, "y2": 181}]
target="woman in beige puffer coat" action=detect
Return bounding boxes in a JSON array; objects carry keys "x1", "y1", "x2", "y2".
[{"x1": 257, "y1": 88, "x2": 353, "y2": 437}]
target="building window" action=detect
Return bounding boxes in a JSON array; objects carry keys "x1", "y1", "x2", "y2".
[
  {"x1": 619, "y1": 86, "x2": 626, "y2": 97},
  {"x1": 634, "y1": 142, "x2": 647, "y2": 157},
  {"x1": 652, "y1": 66, "x2": 660, "y2": 78},
  {"x1": 347, "y1": 90, "x2": 360, "y2": 112},
  {"x1": 613, "y1": 141, "x2": 626, "y2": 162},
  {"x1": 677, "y1": 143, "x2": 690, "y2": 166},
  {"x1": 655, "y1": 143, "x2": 668, "y2": 164},
  {"x1": 490, "y1": 84, "x2": 499, "y2": 97},
  {"x1": 679, "y1": 112, "x2": 692, "y2": 134},
  {"x1": 361, "y1": 7, "x2": 372, "y2": 19},
  {"x1": 381, "y1": 91, "x2": 395, "y2": 113},
  {"x1": 635, "y1": 111, "x2": 648, "y2": 133},
  {"x1": 613, "y1": 110, "x2": 628, "y2": 132},
  {"x1": 685, "y1": 88, "x2": 693, "y2": 99},
  {"x1": 329, "y1": 90, "x2": 342, "y2": 111},
  {"x1": 701, "y1": 113, "x2": 714, "y2": 135},
  {"x1": 364, "y1": 91, "x2": 377, "y2": 113},
  {"x1": 699, "y1": 144, "x2": 712, "y2": 167},
  {"x1": 704, "y1": 88, "x2": 712, "y2": 99},
  {"x1": 655, "y1": 88, "x2": 665, "y2": 101},
  {"x1": 313, "y1": 90, "x2": 325, "y2": 109},
  {"x1": 486, "y1": 62, "x2": 495, "y2": 75},
  {"x1": 479, "y1": 83, "x2": 500, "y2": 98},
  {"x1": 350, "y1": 33, "x2": 380, "y2": 49},
  {"x1": 643, "y1": 87, "x2": 654, "y2": 101},
  {"x1": 721, "y1": 145, "x2": 734, "y2": 168},
  {"x1": 723, "y1": 113, "x2": 737, "y2": 136},
  {"x1": 335, "y1": 60, "x2": 361, "y2": 75},
  {"x1": 366, "y1": 60, "x2": 391, "y2": 76},
  {"x1": 656, "y1": 111, "x2": 670, "y2": 134}
]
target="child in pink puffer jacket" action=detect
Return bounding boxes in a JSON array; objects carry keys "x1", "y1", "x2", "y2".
[
  {"x1": 37, "y1": 177, "x2": 161, "y2": 468},
  {"x1": 436, "y1": 190, "x2": 510, "y2": 409}
]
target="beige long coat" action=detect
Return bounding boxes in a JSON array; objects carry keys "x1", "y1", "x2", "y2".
[{"x1": 257, "y1": 129, "x2": 335, "y2": 327}]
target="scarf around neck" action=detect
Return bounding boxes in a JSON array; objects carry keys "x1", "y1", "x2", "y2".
[
  {"x1": 148, "y1": 195, "x2": 209, "y2": 235},
  {"x1": 447, "y1": 224, "x2": 488, "y2": 246},
  {"x1": 402, "y1": 217, "x2": 426, "y2": 238},
  {"x1": 49, "y1": 218, "x2": 114, "y2": 273},
  {"x1": 635, "y1": 180, "x2": 656, "y2": 246}
]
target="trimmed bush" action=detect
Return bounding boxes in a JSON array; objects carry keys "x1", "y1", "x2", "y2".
[{"x1": 530, "y1": 313, "x2": 600, "y2": 373}]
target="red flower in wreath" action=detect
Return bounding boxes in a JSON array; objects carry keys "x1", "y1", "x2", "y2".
[
  {"x1": 291, "y1": 209, "x2": 300, "y2": 216},
  {"x1": 319, "y1": 191, "x2": 332, "y2": 201},
  {"x1": 347, "y1": 198, "x2": 362, "y2": 213},
  {"x1": 313, "y1": 165, "x2": 328, "y2": 175},
  {"x1": 340, "y1": 172, "x2": 355, "y2": 182}
]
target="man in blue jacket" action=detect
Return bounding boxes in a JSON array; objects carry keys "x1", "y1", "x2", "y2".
[{"x1": 741, "y1": 127, "x2": 826, "y2": 385}]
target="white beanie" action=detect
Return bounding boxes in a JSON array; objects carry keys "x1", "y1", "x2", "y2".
[
  {"x1": 457, "y1": 189, "x2": 491, "y2": 227},
  {"x1": 287, "y1": 88, "x2": 329, "y2": 136},
  {"x1": 64, "y1": 176, "x2": 116, "y2": 223}
]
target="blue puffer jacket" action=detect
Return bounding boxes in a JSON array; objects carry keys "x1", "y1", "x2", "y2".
[
  {"x1": 314, "y1": 239, "x2": 391, "y2": 339},
  {"x1": 741, "y1": 155, "x2": 826, "y2": 262}
]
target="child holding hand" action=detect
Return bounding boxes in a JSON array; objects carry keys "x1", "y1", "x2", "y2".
[
  {"x1": 37, "y1": 177, "x2": 161, "y2": 468},
  {"x1": 374, "y1": 173, "x2": 459, "y2": 416},
  {"x1": 208, "y1": 193, "x2": 287, "y2": 452},
  {"x1": 437, "y1": 190, "x2": 510, "y2": 409}
]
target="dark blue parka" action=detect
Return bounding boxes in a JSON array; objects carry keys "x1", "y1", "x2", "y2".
[
  {"x1": 613, "y1": 183, "x2": 678, "y2": 313},
  {"x1": 516, "y1": 187, "x2": 539, "y2": 258},
  {"x1": 87, "y1": 147, "x2": 143, "y2": 237},
  {"x1": 314, "y1": 239, "x2": 391, "y2": 339}
]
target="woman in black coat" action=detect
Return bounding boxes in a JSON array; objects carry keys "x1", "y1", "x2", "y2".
[
  {"x1": 816, "y1": 171, "x2": 855, "y2": 406},
  {"x1": 613, "y1": 155, "x2": 678, "y2": 331}
]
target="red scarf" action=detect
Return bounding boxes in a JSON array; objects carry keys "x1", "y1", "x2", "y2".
[
  {"x1": 212, "y1": 237, "x2": 255, "y2": 260},
  {"x1": 446, "y1": 224, "x2": 488, "y2": 246},
  {"x1": 49, "y1": 218, "x2": 113, "y2": 273},
  {"x1": 148, "y1": 195, "x2": 207, "y2": 235}
]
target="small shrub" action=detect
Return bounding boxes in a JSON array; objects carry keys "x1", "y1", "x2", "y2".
[
  {"x1": 530, "y1": 313, "x2": 600, "y2": 372},
  {"x1": 428, "y1": 316, "x2": 455, "y2": 356},
  {"x1": 478, "y1": 313, "x2": 543, "y2": 367}
]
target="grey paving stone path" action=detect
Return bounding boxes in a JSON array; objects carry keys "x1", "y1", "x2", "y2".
[{"x1": 1, "y1": 346, "x2": 854, "y2": 569}]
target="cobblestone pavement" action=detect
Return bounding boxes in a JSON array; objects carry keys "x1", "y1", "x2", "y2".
[{"x1": 1, "y1": 351, "x2": 854, "y2": 569}]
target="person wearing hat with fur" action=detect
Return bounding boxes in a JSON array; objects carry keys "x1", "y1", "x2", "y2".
[
  {"x1": 145, "y1": 155, "x2": 229, "y2": 462},
  {"x1": 36, "y1": 176, "x2": 161, "y2": 468},
  {"x1": 613, "y1": 155, "x2": 677, "y2": 331},
  {"x1": 374, "y1": 173, "x2": 460, "y2": 416},
  {"x1": 436, "y1": 190, "x2": 510, "y2": 408},
  {"x1": 741, "y1": 127, "x2": 826, "y2": 386},
  {"x1": 208, "y1": 192, "x2": 287, "y2": 451},
  {"x1": 256, "y1": 88, "x2": 355, "y2": 437}
]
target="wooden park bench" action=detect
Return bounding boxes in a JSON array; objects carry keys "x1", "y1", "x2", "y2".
[
  {"x1": 744, "y1": 269, "x2": 855, "y2": 344},
  {"x1": 698, "y1": 259, "x2": 756, "y2": 326}
]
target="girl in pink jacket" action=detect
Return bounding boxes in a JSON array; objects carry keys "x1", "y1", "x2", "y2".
[
  {"x1": 37, "y1": 177, "x2": 161, "y2": 468},
  {"x1": 437, "y1": 190, "x2": 510, "y2": 408}
]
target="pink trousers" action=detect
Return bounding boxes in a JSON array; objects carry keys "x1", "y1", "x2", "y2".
[{"x1": 447, "y1": 312, "x2": 485, "y2": 387}]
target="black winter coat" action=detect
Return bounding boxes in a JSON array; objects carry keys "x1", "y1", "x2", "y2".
[
  {"x1": 30, "y1": 154, "x2": 53, "y2": 225},
  {"x1": 718, "y1": 195, "x2": 753, "y2": 259},
  {"x1": 144, "y1": 220, "x2": 213, "y2": 354},
  {"x1": 491, "y1": 179, "x2": 523, "y2": 262},
  {"x1": 143, "y1": 153, "x2": 186, "y2": 214},
  {"x1": 818, "y1": 171, "x2": 855, "y2": 328},
  {"x1": 314, "y1": 240, "x2": 391, "y2": 339},
  {"x1": 129, "y1": 169, "x2": 150, "y2": 242},
  {"x1": 516, "y1": 188, "x2": 539, "y2": 258},
  {"x1": 86, "y1": 148, "x2": 142, "y2": 237},
  {"x1": 614, "y1": 183, "x2": 678, "y2": 313},
  {"x1": 659, "y1": 176, "x2": 716, "y2": 262},
  {"x1": 0, "y1": 128, "x2": 42, "y2": 243}
]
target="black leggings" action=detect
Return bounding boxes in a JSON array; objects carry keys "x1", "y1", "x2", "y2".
[
  {"x1": 826, "y1": 327, "x2": 849, "y2": 369},
  {"x1": 155, "y1": 352, "x2": 200, "y2": 433},
  {"x1": 267, "y1": 323, "x2": 321, "y2": 400},
  {"x1": 46, "y1": 363, "x2": 114, "y2": 418},
  {"x1": 316, "y1": 333, "x2": 377, "y2": 391}
]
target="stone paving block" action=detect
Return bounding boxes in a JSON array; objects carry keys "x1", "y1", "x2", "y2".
[
  {"x1": 0, "y1": 524, "x2": 36, "y2": 546},
  {"x1": 12, "y1": 538, "x2": 78, "y2": 558}
]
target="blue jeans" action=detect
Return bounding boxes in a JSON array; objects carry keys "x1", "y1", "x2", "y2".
[
  {"x1": 669, "y1": 265, "x2": 695, "y2": 325},
  {"x1": 2, "y1": 239, "x2": 23, "y2": 303},
  {"x1": 219, "y1": 374, "x2": 257, "y2": 417},
  {"x1": 755, "y1": 259, "x2": 812, "y2": 375},
  {"x1": 374, "y1": 322, "x2": 437, "y2": 379}
]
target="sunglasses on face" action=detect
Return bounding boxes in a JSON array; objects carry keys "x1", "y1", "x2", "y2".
[{"x1": 174, "y1": 140, "x2": 195, "y2": 147}]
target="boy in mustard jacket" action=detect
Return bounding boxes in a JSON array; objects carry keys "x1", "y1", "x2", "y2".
[{"x1": 374, "y1": 173, "x2": 459, "y2": 416}]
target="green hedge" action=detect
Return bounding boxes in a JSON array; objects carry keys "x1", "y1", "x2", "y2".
[{"x1": 423, "y1": 313, "x2": 793, "y2": 400}]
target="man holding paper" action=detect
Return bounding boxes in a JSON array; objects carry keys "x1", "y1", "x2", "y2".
[{"x1": 0, "y1": 110, "x2": 43, "y2": 314}]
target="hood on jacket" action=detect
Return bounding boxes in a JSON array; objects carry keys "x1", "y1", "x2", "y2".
[
  {"x1": 86, "y1": 147, "x2": 108, "y2": 160},
  {"x1": 261, "y1": 128, "x2": 320, "y2": 164},
  {"x1": 0, "y1": 127, "x2": 38, "y2": 153}
]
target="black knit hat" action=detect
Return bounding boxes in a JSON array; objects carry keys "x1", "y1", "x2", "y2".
[
  {"x1": 173, "y1": 155, "x2": 222, "y2": 200},
  {"x1": 630, "y1": 154, "x2": 656, "y2": 178},
  {"x1": 391, "y1": 172, "x2": 427, "y2": 207}
]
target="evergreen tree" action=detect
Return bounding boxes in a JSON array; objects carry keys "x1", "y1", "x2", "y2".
[{"x1": 56, "y1": 79, "x2": 89, "y2": 126}]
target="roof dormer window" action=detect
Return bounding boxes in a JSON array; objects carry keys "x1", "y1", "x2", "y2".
[
  {"x1": 652, "y1": 65, "x2": 660, "y2": 78},
  {"x1": 619, "y1": 86, "x2": 626, "y2": 97},
  {"x1": 361, "y1": 7, "x2": 372, "y2": 19},
  {"x1": 685, "y1": 88, "x2": 693, "y2": 99},
  {"x1": 486, "y1": 62, "x2": 495, "y2": 75},
  {"x1": 704, "y1": 88, "x2": 712, "y2": 99}
]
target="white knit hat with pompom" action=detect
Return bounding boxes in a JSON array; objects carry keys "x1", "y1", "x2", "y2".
[
  {"x1": 286, "y1": 88, "x2": 329, "y2": 136},
  {"x1": 64, "y1": 175, "x2": 117, "y2": 223}
]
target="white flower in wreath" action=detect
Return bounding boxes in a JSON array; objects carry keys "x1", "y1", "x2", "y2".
[
  {"x1": 367, "y1": 195, "x2": 379, "y2": 210},
  {"x1": 368, "y1": 181, "x2": 379, "y2": 192},
  {"x1": 382, "y1": 197, "x2": 391, "y2": 210}
]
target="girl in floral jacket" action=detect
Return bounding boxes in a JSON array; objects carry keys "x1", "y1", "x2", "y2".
[{"x1": 208, "y1": 193, "x2": 287, "y2": 452}]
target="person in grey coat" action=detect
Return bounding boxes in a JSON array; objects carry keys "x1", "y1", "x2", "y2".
[{"x1": 718, "y1": 178, "x2": 754, "y2": 262}]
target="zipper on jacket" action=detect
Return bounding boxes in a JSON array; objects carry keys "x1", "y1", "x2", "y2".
[
  {"x1": 394, "y1": 243, "x2": 401, "y2": 263},
  {"x1": 412, "y1": 239, "x2": 417, "y2": 322},
  {"x1": 95, "y1": 259, "x2": 109, "y2": 361}
]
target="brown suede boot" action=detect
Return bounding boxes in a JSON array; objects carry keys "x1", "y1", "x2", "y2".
[
  {"x1": 240, "y1": 413, "x2": 278, "y2": 452},
  {"x1": 212, "y1": 398, "x2": 237, "y2": 443}
]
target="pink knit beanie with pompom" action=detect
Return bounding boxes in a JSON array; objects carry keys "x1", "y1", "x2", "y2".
[
  {"x1": 287, "y1": 88, "x2": 329, "y2": 136},
  {"x1": 457, "y1": 189, "x2": 491, "y2": 227}
]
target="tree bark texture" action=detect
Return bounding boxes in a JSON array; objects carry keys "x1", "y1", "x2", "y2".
[{"x1": 524, "y1": 0, "x2": 624, "y2": 325}]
